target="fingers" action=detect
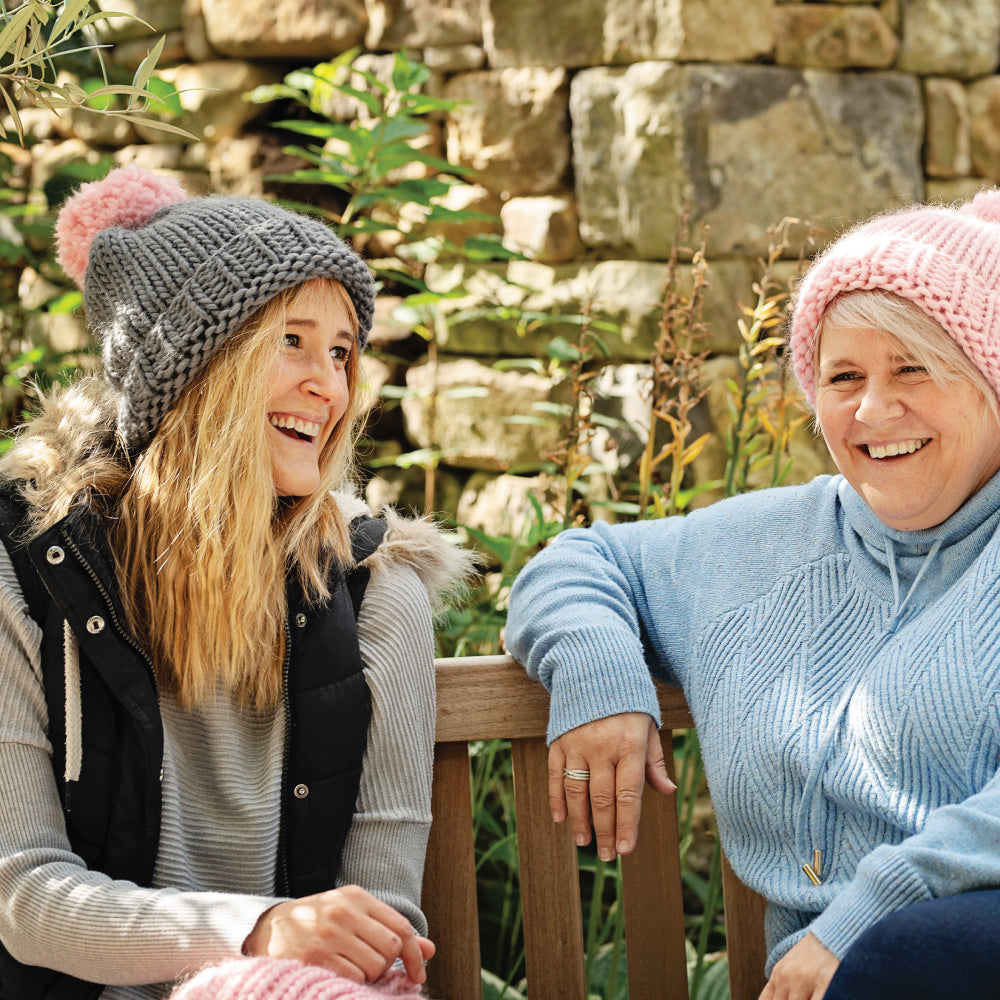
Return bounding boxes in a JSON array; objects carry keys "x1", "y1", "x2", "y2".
[
  {"x1": 611, "y1": 739, "x2": 646, "y2": 857},
  {"x1": 397, "y1": 927, "x2": 429, "y2": 984},
  {"x1": 550, "y1": 713, "x2": 663, "y2": 861},
  {"x1": 547, "y1": 741, "x2": 570, "y2": 827},
  {"x1": 564, "y1": 756, "x2": 599, "y2": 849},
  {"x1": 245, "y1": 886, "x2": 428, "y2": 985},
  {"x1": 645, "y1": 717, "x2": 677, "y2": 796}
]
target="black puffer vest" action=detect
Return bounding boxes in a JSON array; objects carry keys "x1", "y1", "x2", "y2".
[{"x1": 0, "y1": 489, "x2": 386, "y2": 1000}]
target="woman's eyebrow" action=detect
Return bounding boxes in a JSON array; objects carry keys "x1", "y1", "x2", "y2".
[{"x1": 285, "y1": 316, "x2": 357, "y2": 342}]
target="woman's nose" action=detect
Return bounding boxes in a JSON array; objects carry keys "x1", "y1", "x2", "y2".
[
  {"x1": 855, "y1": 380, "x2": 904, "y2": 425},
  {"x1": 303, "y1": 355, "x2": 338, "y2": 400}
]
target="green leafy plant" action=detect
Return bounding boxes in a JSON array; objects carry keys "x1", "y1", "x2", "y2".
[
  {"x1": 0, "y1": 151, "x2": 107, "y2": 452},
  {"x1": 0, "y1": 0, "x2": 191, "y2": 143},
  {"x1": 246, "y1": 49, "x2": 493, "y2": 263}
]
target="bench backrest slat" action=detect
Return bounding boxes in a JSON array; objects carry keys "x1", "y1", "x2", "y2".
[{"x1": 425, "y1": 655, "x2": 768, "y2": 1000}]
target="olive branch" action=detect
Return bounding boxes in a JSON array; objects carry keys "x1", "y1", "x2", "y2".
[{"x1": 0, "y1": 0, "x2": 193, "y2": 143}]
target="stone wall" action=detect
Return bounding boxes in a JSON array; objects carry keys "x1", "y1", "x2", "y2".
[{"x1": 8, "y1": 0, "x2": 1000, "y2": 532}]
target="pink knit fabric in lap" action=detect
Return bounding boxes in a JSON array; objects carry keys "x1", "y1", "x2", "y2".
[
  {"x1": 169, "y1": 958, "x2": 427, "y2": 1000},
  {"x1": 789, "y1": 188, "x2": 1000, "y2": 408}
]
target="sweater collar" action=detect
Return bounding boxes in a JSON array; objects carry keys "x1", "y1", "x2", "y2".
[{"x1": 838, "y1": 467, "x2": 1000, "y2": 615}]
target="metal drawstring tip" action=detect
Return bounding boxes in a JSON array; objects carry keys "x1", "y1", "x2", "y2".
[
  {"x1": 802, "y1": 863, "x2": 822, "y2": 886},
  {"x1": 813, "y1": 848, "x2": 823, "y2": 880}
]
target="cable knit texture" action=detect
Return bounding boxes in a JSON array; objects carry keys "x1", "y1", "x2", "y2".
[
  {"x1": 54, "y1": 166, "x2": 375, "y2": 452},
  {"x1": 790, "y1": 188, "x2": 1000, "y2": 406},
  {"x1": 506, "y1": 471, "x2": 1000, "y2": 974},
  {"x1": 169, "y1": 959, "x2": 424, "y2": 1000}
]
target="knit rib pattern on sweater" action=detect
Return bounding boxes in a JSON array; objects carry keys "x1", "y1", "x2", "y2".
[{"x1": 506, "y1": 471, "x2": 1000, "y2": 973}]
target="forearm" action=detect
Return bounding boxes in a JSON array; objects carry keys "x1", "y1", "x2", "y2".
[
  {"x1": 0, "y1": 743, "x2": 275, "y2": 985},
  {"x1": 506, "y1": 522, "x2": 665, "y2": 740},
  {"x1": 349, "y1": 561, "x2": 435, "y2": 936}
]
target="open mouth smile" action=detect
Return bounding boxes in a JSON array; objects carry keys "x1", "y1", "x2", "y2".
[
  {"x1": 269, "y1": 413, "x2": 322, "y2": 443},
  {"x1": 865, "y1": 438, "x2": 930, "y2": 459}
]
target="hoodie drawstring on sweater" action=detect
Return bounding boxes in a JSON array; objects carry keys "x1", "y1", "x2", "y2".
[
  {"x1": 794, "y1": 535, "x2": 943, "y2": 883},
  {"x1": 885, "y1": 536, "x2": 944, "y2": 627}
]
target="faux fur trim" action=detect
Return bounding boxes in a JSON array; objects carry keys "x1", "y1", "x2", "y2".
[
  {"x1": 0, "y1": 378, "x2": 121, "y2": 532},
  {"x1": 365, "y1": 506, "x2": 479, "y2": 612}
]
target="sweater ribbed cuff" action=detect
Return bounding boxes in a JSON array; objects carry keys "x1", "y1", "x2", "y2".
[
  {"x1": 544, "y1": 627, "x2": 660, "y2": 743},
  {"x1": 808, "y1": 849, "x2": 931, "y2": 959}
]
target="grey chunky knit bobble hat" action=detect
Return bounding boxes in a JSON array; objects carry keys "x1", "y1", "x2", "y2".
[{"x1": 55, "y1": 165, "x2": 375, "y2": 453}]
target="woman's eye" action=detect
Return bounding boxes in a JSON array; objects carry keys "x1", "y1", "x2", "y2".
[
  {"x1": 899, "y1": 365, "x2": 927, "y2": 375},
  {"x1": 828, "y1": 371, "x2": 860, "y2": 384},
  {"x1": 282, "y1": 333, "x2": 300, "y2": 348},
  {"x1": 331, "y1": 345, "x2": 350, "y2": 361}
]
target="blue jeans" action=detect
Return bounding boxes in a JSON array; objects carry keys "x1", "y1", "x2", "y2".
[{"x1": 824, "y1": 889, "x2": 1000, "y2": 999}]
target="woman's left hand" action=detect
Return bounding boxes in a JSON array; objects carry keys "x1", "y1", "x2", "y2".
[
  {"x1": 759, "y1": 933, "x2": 839, "y2": 1000},
  {"x1": 243, "y1": 884, "x2": 434, "y2": 984}
]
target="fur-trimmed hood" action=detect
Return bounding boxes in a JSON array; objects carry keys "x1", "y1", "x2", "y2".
[{"x1": 0, "y1": 378, "x2": 477, "y2": 608}]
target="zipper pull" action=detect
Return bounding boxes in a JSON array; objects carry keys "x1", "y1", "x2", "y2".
[{"x1": 802, "y1": 848, "x2": 823, "y2": 886}]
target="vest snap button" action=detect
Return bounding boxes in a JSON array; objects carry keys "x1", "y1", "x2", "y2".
[
  {"x1": 46, "y1": 545, "x2": 65, "y2": 564},
  {"x1": 159, "y1": 767, "x2": 164, "y2": 782},
  {"x1": 86, "y1": 615, "x2": 105, "y2": 634},
  {"x1": 293, "y1": 783, "x2": 309, "y2": 799},
  {"x1": 295, "y1": 613, "x2": 307, "y2": 627}
]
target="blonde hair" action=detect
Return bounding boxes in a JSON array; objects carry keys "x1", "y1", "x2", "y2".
[
  {"x1": 816, "y1": 290, "x2": 1000, "y2": 422},
  {"x1": 114, "y1": 278, "x2": 364, "y2": 711}
]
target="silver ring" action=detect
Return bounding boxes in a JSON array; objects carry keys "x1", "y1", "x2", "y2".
[{"x1": 563, "y1": 767, "x2": 590, "y2": 781}]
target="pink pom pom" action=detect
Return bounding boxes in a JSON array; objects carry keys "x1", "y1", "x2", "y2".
[
  {"x1": 55, "y1": 165, "x2": 187, "y2": 287},
  {"x1": 964, "y1": 187, "x2": 1000, "y2": 227}
]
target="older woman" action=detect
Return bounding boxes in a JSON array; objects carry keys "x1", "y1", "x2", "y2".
[{"x1": 505, "y1": 191, "x2": 1000, "y2": 1000}]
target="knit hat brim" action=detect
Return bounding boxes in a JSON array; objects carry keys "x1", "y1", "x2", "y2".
[{"x1": 790, "y1": 192, "x2": 1000, "y2": 407}]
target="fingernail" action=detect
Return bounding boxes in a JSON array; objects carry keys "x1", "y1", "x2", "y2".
[
  {"x1": 599, "y1": 848, "x2": 615, "y2": 862},
  {"x1": 617, "y1": 840, "x2": 630, "y2": 855},
  {"x1": 575, "y1": 833, "x2": 587, "y2": 846}
]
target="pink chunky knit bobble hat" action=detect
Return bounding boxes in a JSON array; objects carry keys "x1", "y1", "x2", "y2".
[
  {"x1": 789, "y1": 189, "x2": 1000, "y2": 408},
  {"x1": 54, "y1": 164, "x2": 187, "y2": 287},
  {"x1": 169, "y1": 958, "x2": 426, "y2": 1000}
]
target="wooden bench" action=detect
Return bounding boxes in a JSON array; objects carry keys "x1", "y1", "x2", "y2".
[{"x1": 423, "y1": 654, "x2": 769, "y2": 1000}]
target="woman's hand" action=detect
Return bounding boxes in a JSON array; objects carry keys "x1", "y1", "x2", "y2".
[
  {"x1": 243, "y1": 884, "x2": 435, "y2": 985},
  {"x1": 548, "y1": 712, "x2": 676, "y2": 861},
  {"x1": 759, "y1": 933, "x2": 839, "y2": 1000}
]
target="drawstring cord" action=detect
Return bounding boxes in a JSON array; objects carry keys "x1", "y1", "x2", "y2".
[
  {"x1": 63, "y1": 619, "x2": 82, "y2": 785},
  {"x1": 794, "y1": 536, "x2": 943, "y2": 882}
]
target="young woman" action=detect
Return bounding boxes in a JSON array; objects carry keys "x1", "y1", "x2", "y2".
[
  {"x1": 0, "y1": 166, "x2": 474, "y2": 999},
  {"x1": 506, "y1": 190, "x2": 1000, "y2": 1000}
]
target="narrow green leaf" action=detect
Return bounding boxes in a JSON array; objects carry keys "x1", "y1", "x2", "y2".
[
  {"x1": 109, "y1": 112, "x2": 197, "y2": 140},
  {"x1": 335, "y1": 83, "x2": 381, "y2": 116},
  {"x1": 50, "y1": 0, "x2": 92, "y2": 42},
  {"x1": 0, "y1": 5, "x2": 38, "y2": 61},
  {"x1": 0, "y1": 85, "x2": 24, "y2": 145},
  {"x1": 130, "y1": 34, "x2": 165, "y2": 97}
]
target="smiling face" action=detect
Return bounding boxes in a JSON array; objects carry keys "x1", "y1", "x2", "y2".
[
  {"x1": 266, "y1": 280, "x2": 357, "y2": 497},
  {"x1": 815, "y1": 324, "x2": 1000, "y2": 530}
]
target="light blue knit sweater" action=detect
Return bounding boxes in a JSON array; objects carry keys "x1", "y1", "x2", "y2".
[{"x1": 506, "y1": 471, "x2": 1000, "y2": 974}]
